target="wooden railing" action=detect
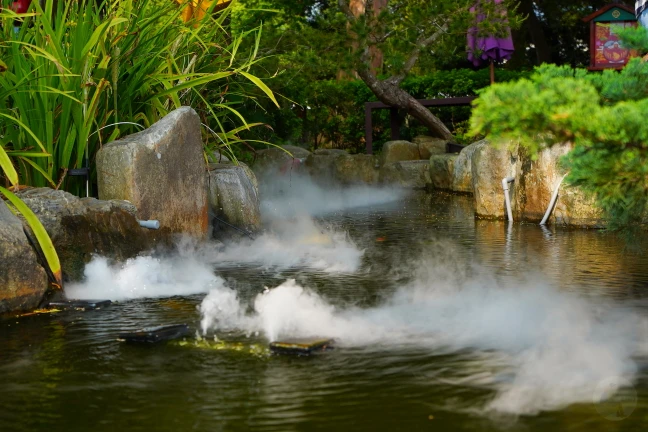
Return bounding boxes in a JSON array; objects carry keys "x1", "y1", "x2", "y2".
[{"x1": 364, "y1": 97, "x2": 476, "y2": 154}]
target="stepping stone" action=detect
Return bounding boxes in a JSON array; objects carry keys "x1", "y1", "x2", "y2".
[
  {"x1": 269, "y1": 337, "x2": 335, "y2": 356},
  {"x1": 118, "y1": 324, "x2": 190, "y2": 344}
]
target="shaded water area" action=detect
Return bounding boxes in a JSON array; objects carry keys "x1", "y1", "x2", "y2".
[{"x1": 2, "y1": 189, "x2": 648, "y2": 431}]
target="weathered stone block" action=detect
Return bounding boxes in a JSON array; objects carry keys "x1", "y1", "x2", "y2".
[
  {"x1": 514, "y1": 144, "x2": 604, "y2": 227},
  {"x1": 208, "y1": 164, "x2": 261, "y2": 235},
  {"x1": 452, "y1": 140, "x2": 482, "y2": 194},
  {"x1": 0, "y1": 200, "x2": 48, "y2": 313},
  {"x1": 333, "y1": 154, "x2": 379, "y2": 185},
  {"x1": 471, "y1": 140, "x2": 517, "y2": 219},
  {"x1": 17, "y1": 188, "x2": 166, "y2": 281},
  {"x1": 304, "y1": 152, "x2": 340, "y2": 184},
  {"x1": 413, "y1": 136, "x2": 447, "y2": 159},
  {"x1": 380, "y1": 160, "x2": 431, "y2": 189},
  {"x1": 429, "y1": 154, "x2": 457, "y2": 191},
  {"x1": 380, "y1": 140, "x2": 420, "y2": 165},
  {"x1": 253, "y1": 145, "x2": 311, "y2": 177},
  {"x1": 97, "y1": 107, "x2": 208, "y2": 238}
]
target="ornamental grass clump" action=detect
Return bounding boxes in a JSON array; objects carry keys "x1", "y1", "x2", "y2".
[{"x1": 0, "y1": 0, "x2": 276, "y2": 195}]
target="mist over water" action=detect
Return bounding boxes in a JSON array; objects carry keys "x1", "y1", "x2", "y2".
[
  {"x1": 66, "y1": 174, "x2": 648, "y2": 417},
  {"x1": 258, "y1": 171, "x2": 405, "y2": 219},
  {"x1": 200, "y1": 253, "x2": 648, "y2": 415}
]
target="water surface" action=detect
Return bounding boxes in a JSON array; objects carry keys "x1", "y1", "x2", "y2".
[{"x1": 1, "y1": 191, "x2": 647, "y2": 431}]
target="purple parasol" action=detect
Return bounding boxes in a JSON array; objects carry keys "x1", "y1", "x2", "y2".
[{"x1": 467, "y1": 0, "x2": 514, "y2": 83}]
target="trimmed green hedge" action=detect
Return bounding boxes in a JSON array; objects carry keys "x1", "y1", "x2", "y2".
[{"x1": 240, "y1": 68, "x2": 530, "y2": 154}]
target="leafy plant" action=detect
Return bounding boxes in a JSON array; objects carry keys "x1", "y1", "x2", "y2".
[
  {"x1": 0, "y1": 186, "x2": 62, "y2": 288},
  {"x1": 0, "y1": 0, "x2": 276, "y2": 194}
]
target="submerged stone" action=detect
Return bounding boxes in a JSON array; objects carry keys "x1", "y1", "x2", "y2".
[
  {"x1": 47, "y1": 299, "x2": 112, "y2": 311},
  {"x1": 269, "y1": 338, "x2": 335, "y2": 356},
  {"x1": 118, "y1": 324, "x2": 190, "y2": 344}
]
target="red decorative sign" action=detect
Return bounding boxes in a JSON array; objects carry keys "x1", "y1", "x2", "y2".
[{"x1": 593, "y1": 22, "x2": 636, "y2": 67}]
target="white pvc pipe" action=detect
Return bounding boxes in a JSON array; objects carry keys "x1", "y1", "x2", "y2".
[
  {"x1": 540, "y1": 174, "x2": 568, "y2": 225},
  {"x1": 502, "y1": 177, "x2": 515, "y2": 222},
  {"x1": 138, "y1": 220, "x2": 160, "y2": 230}
]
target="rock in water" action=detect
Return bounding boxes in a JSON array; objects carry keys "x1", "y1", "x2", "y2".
[
  {"x1": 269, "y1": 338, "x2": 335, "y2": 356},
  {"x1": 253, "y1": 145, "x2": 311, "y2": 177},
  {"x1": 208, "y1": 163, "x2": 261, "y2": 236},
  {"x1": 452, "y1": 141, "x2": 481, "y2": 194},
  {"x1": 471, "y1": 140, "x2": 517, "y2": 219},
  {"x1": 514, "y1": 144, "x2": 604, "y2": 227},
  {"x1": 413, "y1": 136, "x2": 448, "y2": 159},
  {"x1": 16, "y1": 188, "x2": 165, "y2": 282},
  {"x1": 333, "y1": 154, "x2": 379, "y2": 185},
  {"x1": 429, "y1": 154, "x2": 457, "y2": 191},
  {"x1": 97, "y1": 107, "x2": 209, "y2": 239},
  {"x1": 380, "y1": 160, "x2": 431, "y2": 189},
  {"x1": 380, "y1": 140, "x2": 421, "y2": 166},
  {"x1": 0, "y1": 200, "x2": 48, "y2": 314}
]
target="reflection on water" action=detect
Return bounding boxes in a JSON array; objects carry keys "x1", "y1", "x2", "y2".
[{"x1": 2, "y1": 191, "x2": 648, "y2": 431}]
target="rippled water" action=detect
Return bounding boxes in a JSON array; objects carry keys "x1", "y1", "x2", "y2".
[{"x1": 2, "y1": 191, "x2": 648, "y2": 431}]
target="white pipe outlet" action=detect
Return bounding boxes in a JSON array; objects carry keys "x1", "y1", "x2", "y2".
[
  {"x1": 540, "y1": 174, "x2": 568, "y2": 226},
  {"x1": 138, "y1": 220, "x2": 160, "y2": 230},
  {"x1": 502, "y1": 177, "x2": 515, "y2": 222}
]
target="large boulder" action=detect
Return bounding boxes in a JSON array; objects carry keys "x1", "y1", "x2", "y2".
[
  {"x1": 97, "y1": 107, "x2": 209, "y2": 238},
  {"x1": 16, "y1": 188, "x2": 165, "y2": 282},
  {"x1": 253, "y1": 145, "x2": 310, "y2": 177},
  {"x1": 380, "y1": 160, "x2": 431, "y2": 189},
  {"x1": 429, "y1": 154, "x2": 457, "y2": 191},
  {"x1": 333, "y1": 154, "x2": 379, "y2": 185},
  {"x1": 0, "y1": 200, "x2": 49, "y2": 314},
  {"x1": 514, "y1": 144, "x2": 604, "y2": 227},
  {"x1": 207, "y1": 164, "x2": 261, "y2": 236},
  {"x1": 471, "y1": 141, "x2": 518, "y2": 219},
  {"x1": 413, "y1": 136, "x2": 447, "y2": 159},
  {"x1": 380, "y1": 140, "x2": 420, "y2": 165},
  {"x1": 304, "y1": 151, "x2": 341, "y2": 184},
  {"x1": 452, "y1": 141, "x2": 482, "y2": 194}
]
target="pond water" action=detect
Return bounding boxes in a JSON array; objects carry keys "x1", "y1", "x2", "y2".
[{"x1": 2, "y1": 182, "x2": 648, "y2": 432}]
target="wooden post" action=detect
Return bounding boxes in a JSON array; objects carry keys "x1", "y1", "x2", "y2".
[{"x1": 390, "y1": 107, "x2": 400, "y2": 140}]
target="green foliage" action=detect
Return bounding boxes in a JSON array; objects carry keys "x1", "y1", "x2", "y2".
[
  {"x1": 1, "y1": 186, "x2": 63, "y2": 288},
  {"x1": 240, "y1": 68, "x2": 529, "y2": 152},
  {"x1": 471, "y1": 29, "x2": 648, "y2": 229},
  {"x1": 0, "y1": 0, "x2": 274, "y2": 193}
]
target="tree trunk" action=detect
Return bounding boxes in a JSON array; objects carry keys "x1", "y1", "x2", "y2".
[{"x1": 356, "y1": 68, "x2": 453, "y2": 140}]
